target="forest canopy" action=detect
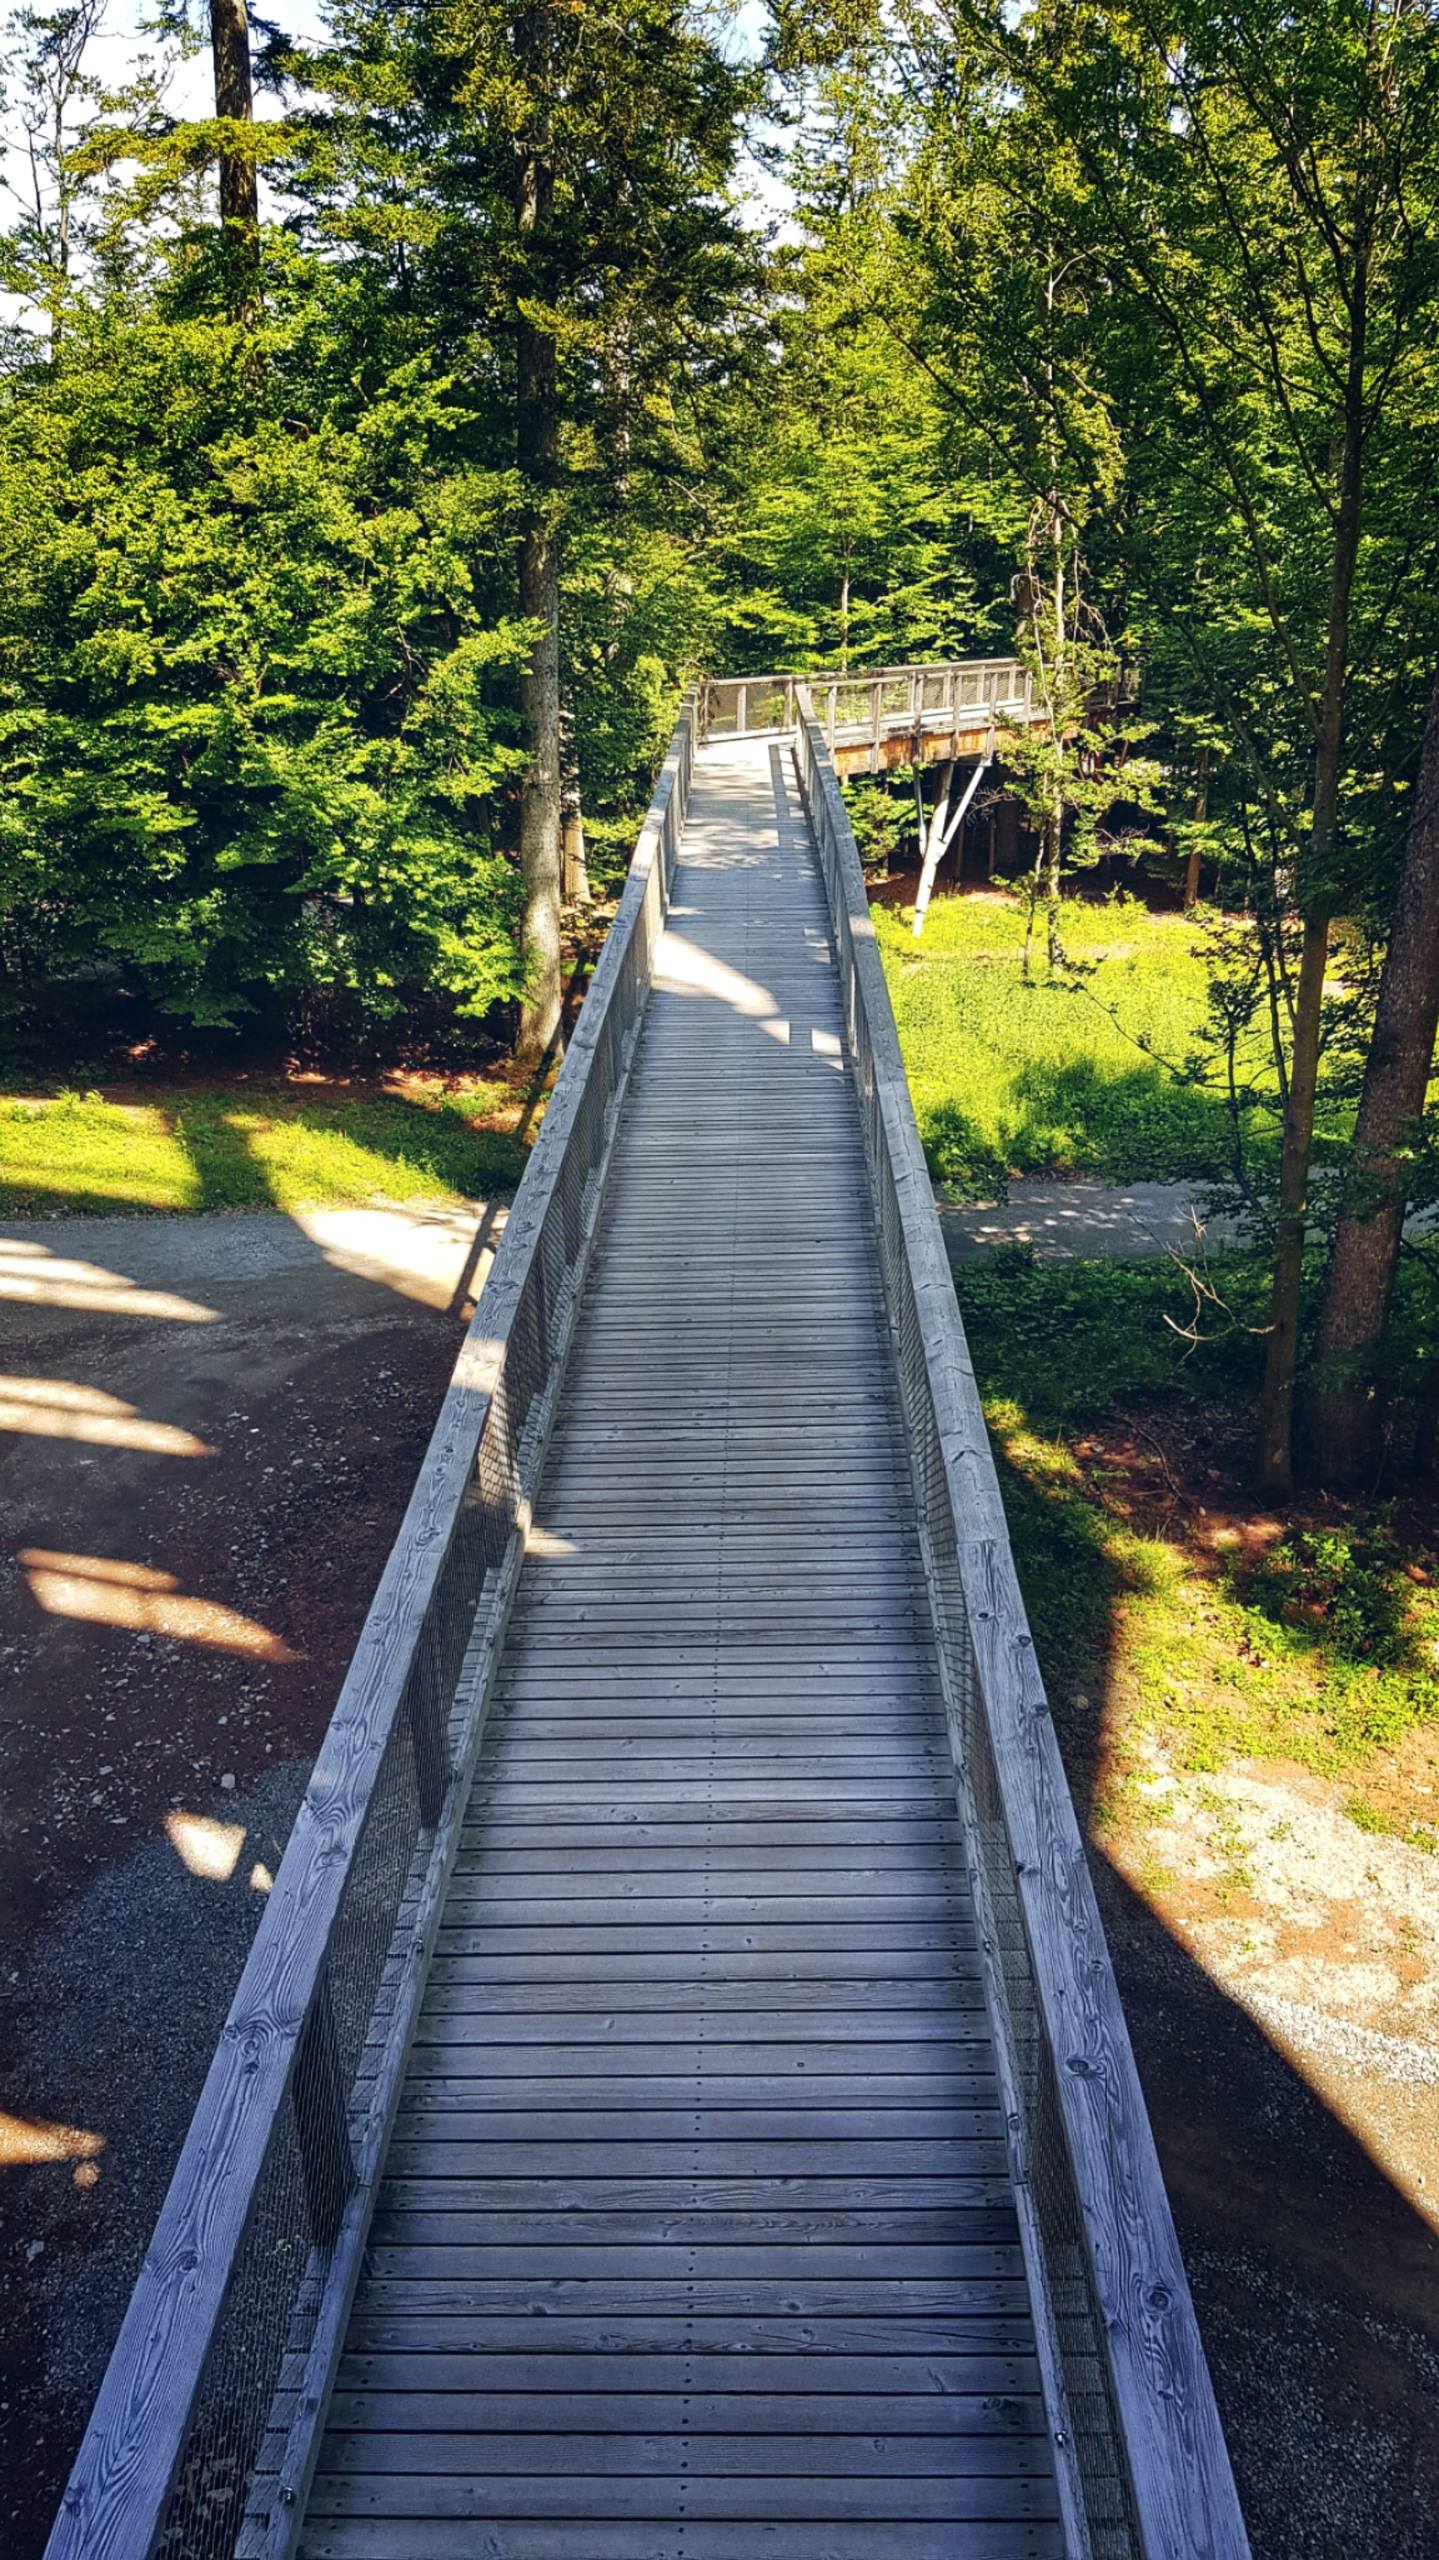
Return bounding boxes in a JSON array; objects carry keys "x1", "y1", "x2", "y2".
[{"x1": 2, "y1": 0, "x2": 1439, "y2": 1489}]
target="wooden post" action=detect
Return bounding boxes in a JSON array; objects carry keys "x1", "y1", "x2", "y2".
[
  {"x1": 870, "y1": 681, "x2": 883, "y2": 774},
  {"x1": 736, "y1": 684, "x2": 747, "y2": 737},
  {"x1": 827, "y1": 684, "x2": 838, "y2": 749},
  {"x1": 293, "y1": 1970, "x2": 355, "y2": 2252},
  {"x1": 406, "y1": 1627, "x2": 450, "y2": 1829}
]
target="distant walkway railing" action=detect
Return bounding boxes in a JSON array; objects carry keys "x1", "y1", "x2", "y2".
[
  {"x1": 794, "y1": 681, "x2": 1249, "y2": 2560},
  {"x1": 44, "y1": 701, "x2": 699, "y2": 2560},
  {"x1": 702, "y1": 656, "x2": 1034, "y2": 749}
]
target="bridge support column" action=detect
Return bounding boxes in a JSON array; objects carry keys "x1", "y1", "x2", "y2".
[{"x1": 914, "y1": 743, "x2": 993, "y2": 933}]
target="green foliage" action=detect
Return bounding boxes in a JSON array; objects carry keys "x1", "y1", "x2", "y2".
[
  {"x1": 841, "y1": 773, "x2": 913, "y2": 878},
  {"x1": 958, "y1": 1252, "x2": 1439, "y2": 1780},
  {"x1": 882, "y1": 889, "x2": 1279, "y2": 1193},
  {"x1": 0, "y1": 237, "x2": 533, "y2": 1031},
  {"x1": 0, "y1": 0, "x2": 760, "y2": 1055},
  {"x1": 1227, "y1": 1522, "x2": 1426, "y2": 1679},
  {"x1": 954, "y1": 1247, "x2": 1267, "y2": 1430}
]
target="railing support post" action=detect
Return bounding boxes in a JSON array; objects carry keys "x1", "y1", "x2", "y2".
[
  {"x1": 293, "y1": 1969, "x2": 355, "y2": 2252},
  {"x1": 406, "y1": 1626, "x2": 450, "y2": 1828}
]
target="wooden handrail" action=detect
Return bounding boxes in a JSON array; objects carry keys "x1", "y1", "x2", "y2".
[
  {"x1": 792, "y1": 685, "x2": 1249, "y2": 2560},
  {"x1": 698, "y1": 658, "x2": 1034, "y2": 740},
  {"x1": 45, "y1": 693, "x2": 699, "y2": 2560}
]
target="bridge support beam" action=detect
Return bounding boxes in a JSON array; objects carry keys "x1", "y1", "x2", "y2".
[{"x1": 913, "y1": 739, "x2": 993, "y2": 934}]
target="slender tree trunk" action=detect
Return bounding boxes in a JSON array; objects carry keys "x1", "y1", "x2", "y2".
[
  {"x1": 1254, "y1": 251, "x2": 1367, "y2": 1493},
  {"x1": 210, "y1": 0, "x2": 257, "y2": 230},
  {"x1": 513, "y1": 29, "x2": 563, "y2": 1069},
  {"x1": 1183, "y1": 754, "x2": 1209, "y2": 908},
  {"x1": 560, "y1": 690, "x2": 590, "y2": 906},
  {"x1": 1306, "y1": 673, "x2": 1439, "y2": 1480},
  {"x1": 1044, "y1": 808, "x2": 1063, "y2": 969},
  {"x1": 1255, "y1": 909, "x2": 1331, "y2": 1489}
]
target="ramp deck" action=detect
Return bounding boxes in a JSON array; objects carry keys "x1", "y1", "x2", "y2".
[{"x1": 300, "y1": 740, "x2": 1064, "y2": 2556}]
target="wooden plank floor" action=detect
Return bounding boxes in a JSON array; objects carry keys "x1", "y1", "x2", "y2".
[{"x1": 301, "y1": 740, "x2": 1063, "y2": 2558}]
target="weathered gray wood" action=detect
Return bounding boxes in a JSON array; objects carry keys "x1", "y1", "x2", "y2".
[
  {"x1": 285, "y1": 736, "x2": 1068, "y2": 2560},
  {"x1": 45, "y1": 707, "x2": 701, "y2": 2560},
  {"x1": 56, "y1": 715, "x2": 1240, "y2": 2560},
  {"x1": 300, "y1": 2522, "x2": 1064, "y2": 2560},
  {"x1": 794, "y1": 697, "x2": 1249, "y2": 2555}
]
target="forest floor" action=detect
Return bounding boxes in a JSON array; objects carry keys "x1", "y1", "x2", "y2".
[
  {"x1": 954, "y1": 1249, "x2": 1439, "y2": 2552},
  {"x1": 877, "y1": 881, "x2": 1315, "y2": 1199},
  {"x1": 0, "y1": 1202, "x2": 501, "y2": 2556}
]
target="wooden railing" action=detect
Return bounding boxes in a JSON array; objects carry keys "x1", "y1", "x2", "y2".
[
  {"x1": 45, "y1": 695, "x2": 699, "y2": 2560},
  {"x1": 701, "y1": 657, "x2": 1034, "y2": 746},
  {"x1": 793, "y1": 683, "x2": 1250, "y2": 2560}
]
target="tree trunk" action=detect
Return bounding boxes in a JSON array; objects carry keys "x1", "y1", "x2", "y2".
[
  {"x1": 1306, "y1": 672, "x2": 1439, "y2": 1480},
  {"x1": 1254, "y1": 248, "x2": 1367, "y2": 1493},
  {"x1": 513, "y1": 33, "x2": 563, "y2": 1069},
  {"x1": 210, "y1": 0, "x2": 257, "y2": 230},
  {"x1": 1183, "y1": 755, "x2": 1209, "y2": 908},
  {"x1": 1255, "y1": 908, "x2": 1330, "y2": 1490},
  {"x1": 1044, "y1": 808, "x2": 1063, "y2": 969},
  {"x1": 560, "y1": 692, "x2": 590, "y2": 906}
]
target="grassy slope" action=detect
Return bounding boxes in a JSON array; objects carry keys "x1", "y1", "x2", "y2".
[
  {"x1": 878, "y1": 888, "x2": 1276, "y2": 1195},
  {"x1": 0, "y1": 1082, "x2": 526, "y2": 1216},
  {"x1": 955, "y1": 1251, "x2": 1439, "y2": 1847}
]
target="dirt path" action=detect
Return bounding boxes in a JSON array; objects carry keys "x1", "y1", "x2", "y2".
[{"x1": 0, "y1": 1204, "x2": 500, "y2": 2556}]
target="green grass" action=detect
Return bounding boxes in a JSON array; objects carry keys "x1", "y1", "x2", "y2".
[
  {"x1": 954, "y1": 1253, "x2": 1439, "y2": 1797},
  {"x1": 0, "y1": 1083, "x2": 526, "y2": 1216},
  {"x1": 879, "y1": 888, "x2": 1275, "y2": 1195}
]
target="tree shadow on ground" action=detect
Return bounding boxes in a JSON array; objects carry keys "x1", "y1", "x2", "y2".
[
  {"x1": 983, "y1": 1388, "x2": 1439, "y2": 2559},
  {"x1": 0, "y1": 1088, "x2": 525, "y2": 1219},
  {"x1": 0, "y1": 1117, "x2": 500, "y2": 2557}
]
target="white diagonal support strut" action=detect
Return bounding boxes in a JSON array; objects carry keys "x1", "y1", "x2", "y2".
[{"x1": 913, "y1": 741, "x2": 993, "y2": 935}]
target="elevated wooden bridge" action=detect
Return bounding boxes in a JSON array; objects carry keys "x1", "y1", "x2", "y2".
[
  {"x1": 48, "y1": 673, "x2": 1246, "y2": 2560},
  {"x1": 700, "y1": 661, "x2": 1040, "y2": 776}
]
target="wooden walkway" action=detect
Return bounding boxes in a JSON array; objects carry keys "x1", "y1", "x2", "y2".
[{"x1": 298, "y1": 740, "x2": 1063, "y2": 2557}]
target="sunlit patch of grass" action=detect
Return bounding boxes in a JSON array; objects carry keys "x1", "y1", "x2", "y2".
[
  {"x1": 0, "y1": 1084, "x2": 526, "y2": 1216},
  {"x1": 0, "y1": 1093, "x2": 197, "y2": 1211},
  {"x1": 984, "y1": 1365, "x2": 1439, "y2": 1800},
  {"x1": 879, "y1": 887, "x2": 1278, "y2": 1195}
]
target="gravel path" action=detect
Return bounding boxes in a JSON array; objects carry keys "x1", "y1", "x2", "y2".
[{"x1": 937, "y1": 1175, "x2": 1242, "y2": 1259}]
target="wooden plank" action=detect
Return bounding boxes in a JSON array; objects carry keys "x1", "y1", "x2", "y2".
[
  {"x1": 299, "y1": 2519, "x2": 1065, "y2": 2558},
  {"x1": 347, "y1": 2273, "x2": 1031, "y2": 2316},
  {"x1": 388, "y1": 2105, "x2": 1003, "y2": 2140},
  {"x1": 304, "y1": 2474, "x2": 1056, "y2": 2521},
  {"x1": 323, "y1": 2355, "x2": 1034, "y2": 2416},
  {"x1": 307, "y1": 2426, "x2": 1054, "y2": 2479},
  {"x1": 341, "y1": 2315, "x2": 1040, "y2": 2357},
  {"x1": 323, "y1": 2389, "x2": 1045, "y2": 2439}
]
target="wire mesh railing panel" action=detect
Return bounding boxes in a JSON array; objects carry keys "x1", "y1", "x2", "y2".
[
  {"x1": 792, "y1": 690, "x2": 1249, "y2": 2560},
  {"x1": 46, "y1": 695, "x2": 697, "y2": 2560}
]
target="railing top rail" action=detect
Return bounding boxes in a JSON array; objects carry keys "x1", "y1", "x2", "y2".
[
  {"x1": 791, "y1": 684, "x2": 1248, "y2": 2560},
  {"x1": 46, "y1": 693, "x2": 699, "y2": 2560},
  {"x1": 704, "y1": 655, "x2": 1029, "y2": 690}
]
